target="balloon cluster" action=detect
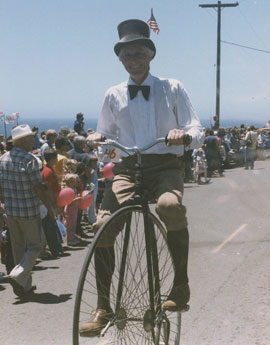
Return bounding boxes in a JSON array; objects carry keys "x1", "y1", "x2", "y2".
[
  {"x1": 56, "y1": 162, "x2": 116, "y2": 209},
  {"x1": 56, "y1": 188, "x2": 93, "y2": 210}
]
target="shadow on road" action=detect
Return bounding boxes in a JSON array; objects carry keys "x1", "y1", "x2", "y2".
[
  {"x1": 59, "y1": 252, "x2": 72, "y2": 257},
  {"x1": 13, "y1": 292, "x2": 72, "y2": 305},
  {"x1": 32, "y1": 265, "x2": 60, "y2": 271},
  {"x1": 64, "y1": 246, "x2": 87, "y2": 252},
  {"x1": 184, "y1": 185, "x2": 200, "y2": 189}
]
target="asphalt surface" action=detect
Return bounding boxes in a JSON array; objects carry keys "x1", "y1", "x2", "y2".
[{"x1": 1, "y1": 160, "x2": 270, "y2": 345}]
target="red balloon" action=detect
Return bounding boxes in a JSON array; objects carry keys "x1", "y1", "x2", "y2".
[
  {"x1": 103, "y1": 162, "x2": 115, "y2": 179},
  {"x1": 56, "y1": 187, "x2": 75, "y2": 207},
  {"x1": 78, "y1": 190, "x2": 94, "y2": 210}
]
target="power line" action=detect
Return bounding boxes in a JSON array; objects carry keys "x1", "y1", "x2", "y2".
[
  {"x1": 237, "y1": 6, "x2": 267, "y2": 47},
  {"x1": 221, "y1": 40, "x2": 270, "y2": 53}
]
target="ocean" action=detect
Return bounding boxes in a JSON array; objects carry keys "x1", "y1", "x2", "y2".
[
  {"x1": 1, "y1": 116, "x2": 267, "y2": 138},
  {"x1": 1, "y1": 117, "x2": 98, "y2": 138}
]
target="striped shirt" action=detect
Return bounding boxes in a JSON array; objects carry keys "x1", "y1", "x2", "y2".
[{"x1": 0, "y1": 148, "x2": 42, "y2": 218}]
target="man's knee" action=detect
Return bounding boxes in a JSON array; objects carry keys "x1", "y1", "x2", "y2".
[
  {"x1": 93, "y1": 210, "x2": 123, "y2": 247},
  {"x1": 156, "y1": 192, "x2": 187, "y2": 231}
]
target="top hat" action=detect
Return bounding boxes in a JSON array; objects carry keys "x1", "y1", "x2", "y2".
[
  {"x1": 114, "y1": 19, "x2": 156, "y2": 58},
  {"x1": 11, "y1": 124, "x2": 35, "y2": 142}
]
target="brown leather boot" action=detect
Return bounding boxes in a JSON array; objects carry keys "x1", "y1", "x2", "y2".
[{"x1": 79, "y1": 309, "x2": 113, "y2": 337}]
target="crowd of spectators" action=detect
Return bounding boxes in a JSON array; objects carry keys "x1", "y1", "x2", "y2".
[
  {"x1": 188, "y1": 124, "x2": 270, "y2": 184},
  {"x1": 0, "y1": 114, "x2": 270, "y2": 297},
  {"x1": 0, "y1": 113, "x2": 107, "y2": 296}
]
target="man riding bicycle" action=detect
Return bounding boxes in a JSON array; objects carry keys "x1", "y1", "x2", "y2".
[{"x1": 80, "y1": 19, "x2": 204, "y2": 337}]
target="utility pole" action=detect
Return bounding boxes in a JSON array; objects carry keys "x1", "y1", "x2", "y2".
[{"x1": 199, "y1": 1, "x2": 239, "y2": 129}]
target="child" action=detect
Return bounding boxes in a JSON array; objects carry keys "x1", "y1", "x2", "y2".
[
  {"x1": 63, "y1": 159, "x2": 78, "y2": 176},
  {"x1": 193, "y1": 148, "x2": 209, "y2": 184},
  {"x1": 42, "y1": 150, "x2": 61, "y2": 207},
  {"x1": 62, "y1": 173, "x2": 82, "y2": 246},
  {"x1": 86, "y1": 154, "x2": 99, "y2": 225},
  {"x1": 76, "y1": 161, "x2": 92, "y2": 191}
]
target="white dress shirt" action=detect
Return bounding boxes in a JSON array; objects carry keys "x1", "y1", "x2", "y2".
[{"x1": 97, "y1": 73, "x2": 203, "y2": 157}]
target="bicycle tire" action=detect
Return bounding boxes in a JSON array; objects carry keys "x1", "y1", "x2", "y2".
[{"x1": 73, "y1": 205, "x2": 182, "y2": 345}]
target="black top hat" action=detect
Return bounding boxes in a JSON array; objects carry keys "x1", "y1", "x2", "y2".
[{"x1": 114, "y1": 19, "x2": 156, "y2": 58}]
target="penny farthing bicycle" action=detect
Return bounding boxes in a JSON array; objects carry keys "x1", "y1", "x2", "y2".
[{"x1": 73, "y1": 137, "x2": 189, "y2": 345}]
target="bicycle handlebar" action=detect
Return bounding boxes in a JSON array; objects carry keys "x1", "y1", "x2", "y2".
[
  {"x1": 93, "y1": 137, "x2": 166, "y2": 156},
  {"x1": 87, "y1": 134, "x2": 192, "y2": 156}
]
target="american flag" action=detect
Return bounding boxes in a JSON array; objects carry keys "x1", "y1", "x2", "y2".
[{"x1": 147, "y1": 8, "x2": 160, "y2": 35}]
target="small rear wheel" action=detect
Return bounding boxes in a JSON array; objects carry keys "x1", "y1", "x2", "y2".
[{"x1": 73, "y1": 205, "x2": 182, "y2": 345}]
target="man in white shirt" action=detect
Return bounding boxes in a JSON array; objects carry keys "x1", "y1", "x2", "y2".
[
  {"x1": 80, "y1": 19, "x2": 203, "y2": 336},
  {"x1": 244, "y1": 126, "x2": 257, "y2": 169}
]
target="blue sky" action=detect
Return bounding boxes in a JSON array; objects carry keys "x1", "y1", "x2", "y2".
[{"x1": 0, "y1": 0, "x2": 269, "y2": 126}]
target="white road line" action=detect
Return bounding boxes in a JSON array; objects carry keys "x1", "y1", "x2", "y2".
[{"x1": 212, "y1": 223, "x2": 248, "y2": 253}]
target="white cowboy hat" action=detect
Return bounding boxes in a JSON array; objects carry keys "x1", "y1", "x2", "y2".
[{"x1": 11, "y1": 124, "x2": 35, "y2": 142}]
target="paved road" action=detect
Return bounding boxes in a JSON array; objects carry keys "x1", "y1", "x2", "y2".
[{"x1": 1, "y1": 160, "x2": 270, "y2": 345}]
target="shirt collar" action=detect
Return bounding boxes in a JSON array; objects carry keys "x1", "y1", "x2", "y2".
[{"x1": 127, "y1": 73, "x2": 153, "y2": 87}]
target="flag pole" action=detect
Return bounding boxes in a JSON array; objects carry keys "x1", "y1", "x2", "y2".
[
  {"x1": 16, "y1": 112, "x2": 20, "y2": 126},
  {"x1": 147, "y1": 8, "x2": 160, "y2": 35},
  {"x1": 4, "y1": 116, "x2": 7, "y2": 141}
]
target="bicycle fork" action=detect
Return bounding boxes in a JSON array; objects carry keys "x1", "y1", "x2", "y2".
[
  {"x1": 114, "y1": 214, "x2": 132, "y2": 329},
  {"x1": 143, "y1": 206, "x2": 164, "y2": 344}
]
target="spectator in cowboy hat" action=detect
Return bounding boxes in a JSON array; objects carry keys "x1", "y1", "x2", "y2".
[{"x1": 0, "y1": 124, "x2": 55, "y2": 298}]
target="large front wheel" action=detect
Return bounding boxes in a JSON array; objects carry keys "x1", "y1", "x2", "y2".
[{"x1": 73, "y1": 205, "x2": 182, "y2": 345}]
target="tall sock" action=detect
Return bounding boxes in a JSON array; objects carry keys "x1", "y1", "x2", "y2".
[
  {"x1": 167, "y1": 229, "x2": 189, "y2": 286},
  {"x1": 95, "y1": 246, "x2": 115, "y2": 311}
]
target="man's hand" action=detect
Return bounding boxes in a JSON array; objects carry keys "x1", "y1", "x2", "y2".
[
  {"x1": 166, "y1": 129, "x2": 191, "y2": 146},
  {"x1": 86, "y1": 132, "x2": 103, "y2": 143},
  {"x1": 72, "y1": 196, "x2": 82, "y2": 203},
  {"x1": 86, "y1": 132, "x2": 103, "y2": 149},
  {"x1": 34, "y1": 183, "x2": 57, "y2": 220}
]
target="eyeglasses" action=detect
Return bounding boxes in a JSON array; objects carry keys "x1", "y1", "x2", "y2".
[{"x1": 121, "y1": 53, "x2": 148, "y2": 62}]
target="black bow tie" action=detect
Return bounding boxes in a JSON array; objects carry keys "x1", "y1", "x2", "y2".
[{"x1": 128, "y1": 84, "x2": 150, "y2": 101}]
